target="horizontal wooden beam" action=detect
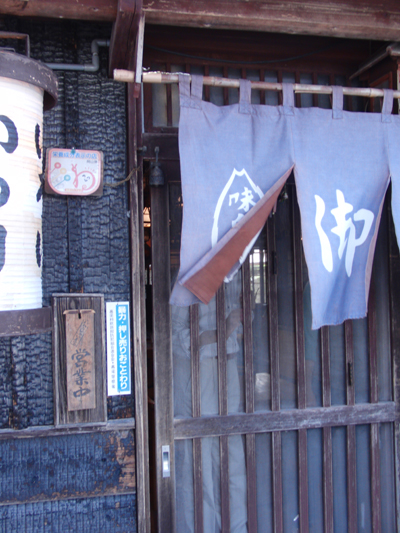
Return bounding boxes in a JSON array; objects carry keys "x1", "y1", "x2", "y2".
[
  {"x1": 143, "y1": 0, "x2": 400, "y2": 41},
  {"x1": 0, "y1": 0, "x2": 117, "y2": 22},
  {"x1": 0, "y1": 307, "x2": 52, "y2": 337},
  {"x1": 0, "y1": 417, "x2": 135, "y2": 440},
  {"x1": 1, "y1": 1, "x2": 400, "y2": 41},
  {"x1": 174, "y1": 401, "x2": 397, "y2": 439}
]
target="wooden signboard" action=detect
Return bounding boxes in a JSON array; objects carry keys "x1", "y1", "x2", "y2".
[
  {"x1": 64, "y1": 309, "x2": 96, "y2": 411},
  {"x1": 53, "y1": 294, "x2": 106, "y2": 425}
]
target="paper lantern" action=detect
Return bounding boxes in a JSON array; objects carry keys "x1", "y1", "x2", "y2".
[{"x1": 0, "y1": 51, "x2": 57, "y2": 310}]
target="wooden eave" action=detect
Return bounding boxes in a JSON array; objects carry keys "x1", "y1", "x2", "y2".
[{"x1": 1, "y1": 0, "x2": 400, "y2": 42}]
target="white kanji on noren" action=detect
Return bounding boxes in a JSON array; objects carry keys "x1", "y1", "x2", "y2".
[{"x1": 315, "y1": 189, "x2": 374, "y2": 277}]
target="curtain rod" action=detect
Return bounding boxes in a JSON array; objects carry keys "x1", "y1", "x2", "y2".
[{"x1": 114, "y1": 69, "x2": 400, "y2": 99}]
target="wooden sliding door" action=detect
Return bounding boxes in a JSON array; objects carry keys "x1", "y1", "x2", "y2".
[{"x1": 142, "y1": 44, "x2": 399, "y2": 532}]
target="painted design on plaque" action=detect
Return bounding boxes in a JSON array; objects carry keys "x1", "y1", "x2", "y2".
[{"x1": 46, "y1": 148, "x2": 103, "y2": 195}]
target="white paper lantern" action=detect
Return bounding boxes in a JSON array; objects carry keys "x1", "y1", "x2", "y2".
[{"x1": 0, "y1": 52, "x2": 57, "y2": 310}]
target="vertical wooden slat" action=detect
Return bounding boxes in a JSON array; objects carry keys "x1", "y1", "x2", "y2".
[
  {"x1": 267, "y1": 216, "x2": 280, "y2": 414},
  {"x1": 292, "y1": 193, "x2": 309, "y2": 532},
  {"x1": 151, "y1": 182, "x2": 175, "y2": 533},
  {"x1": 323, "y1": 426, "x2": 334, "y2": 533},
  {"x1": 142, "y1": 76, "x2": 154, "y2": 132},
  {"x1": 329, "y1": 74, "x2": 335, "y2": 111},
  {"x1": 243, "y1": 258, "x2": 255, "y2": 415},
  {"x1": 223, "y1": 66, "x2": 229, "y2": 105},
  {"x1": 321, "y1": 326, "x2": 334, "y2": 533},
  {"x1": 321, "y1": 327, "x2": 331, "y2": 409},
  {"x1": 346, "y1": 425, "x2": 357, "y2": 532},
  {"x1": 388, "y1": 203, "x2": 400, "y2": 533},
  {"x1": 368, "y1": 280, "x2": 382, "y2": 533},
  {"x1": 298, "y1": 429, "x2": 308, "y2": 531},
  {"x1": 251, "y1": 254, "x2": 255, "y2": 293},
  {"x1": 260, "y1": 243, "x2": 265, "y2": 306},
  {"x1": 190, "y1": 304, "x2": 204, "y2": 533},
  {"x1": 190, "y1": 305, "x2": 201, "y2": 419},
  {"x1": 272, "y1": 432, "x2": 283, "y2": 533},
  {"x1": 204, "y1": 65, "x2": 210, "y2": 102},
  {"x1": 217, "y1": 286, "x2": 228, "y2": 416},
  {"x1": 166, "y1": 62, "x2": 173, "y2": 127},
  {"x1": 192, "y1": 438, "x2": 203, "y2": 533},
  {"x1": 128, "y1": 86, "x2": 151, "y2": 532},
  {"x1": 243, "y1": 258, "x2": 257, "y2": 532},
  {"x1": 277, "y1": 70, "x2": 283, "y2": 105},
  {"x1": 312, "y1": 72, "x2": 319, "y2": 107},
  {"x1": 260, "y1": 69, "x2": 266, "y2": 105},
  {"x1": 216, "y1": 286, "x2": 230, "y2": 532},
  {"x1": 295, "y1": 72, "x2": 302, "y2": 108},
  {"x1": 245, "y1": 433, "x2": 257, "y2": 531},
  {"x1": 267, "y1": 216, "x2": 283, "y2": 533},
  {"x1": 345, "y1": 320, "x2": 357, "y2": 532}
]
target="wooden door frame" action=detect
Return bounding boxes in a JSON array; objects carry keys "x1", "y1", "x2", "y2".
[
  {"x1": 150, "y1": 179, "x2": 176, "y2": 532},
  {"x1": 128, "y1": 84, "x2": 151, "y2": 533}
]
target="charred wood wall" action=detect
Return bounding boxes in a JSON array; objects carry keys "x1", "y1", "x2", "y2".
[{"x1": 0, "y1": 18, "x2": 136, "y2": 532}]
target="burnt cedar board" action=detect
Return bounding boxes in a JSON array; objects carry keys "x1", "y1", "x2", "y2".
[
  {"x1": 0, "y1": 430, "x2": 135, "y2": 505},
  {"x1": 0, "y1": 494, "x2": 136, "y2": 533}
]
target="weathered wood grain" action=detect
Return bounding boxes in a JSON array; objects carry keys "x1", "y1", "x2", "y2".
[
  {"x1": 53, "y1": 294, "x2": 106, "y2": 426},
  {"x1": 151, "y1": 182, "x2": 176, "y2": 532},
  {"x1": 190, "y1": 305, "x2": 204, "y2": 532},
  {"x1": 143, "y1": 0, "x2": 400, "y2": 41},
  {"x1": 174, "y1": 402, "x2": 396, "y2": 440},
  {"x1": 242, "y1": 259, "x2": 257, "y2": 532},
  {"x1": 0, "y1": 308, "x2": 52, "y2": 338},
  {"x1": 0, "y1": 0, "x2": 117, "y2": 21},
  {"x1": 128, "y1": 82, "x2": 151, "y2": 533},
  {"x1": 292, "y1": 192, "x2": 309, "y2": 533},
  {"x1": 0, "y1": 430, "x2": 135, "y2": 504},
  {"x1": 0, "y1": 417, "x2": 135, "y2": 440},
  {"x1": 2, "y1": 1, "x2": 400, "y2": 41},
  {"x1": 65, "y1": 310, "x2": 96, "y2": 411},
  {"x1": 388, "y1": 201, "x2": 400, "y2": 533},
  {"x1": 109, "y1": 0, "x2": 141, "y2": 76}
]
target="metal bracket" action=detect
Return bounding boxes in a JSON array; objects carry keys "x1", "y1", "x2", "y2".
[
  {"x1": 0, "y1": 31, "x2": 30, "y2": 57},
  {"x1": 162, "y1": 445, "x2": 171, "y2": 478}
]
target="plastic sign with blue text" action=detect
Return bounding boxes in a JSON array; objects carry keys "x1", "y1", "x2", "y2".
[{"x1": 106, "y1": 302, "x2": 131, "y2": 396}]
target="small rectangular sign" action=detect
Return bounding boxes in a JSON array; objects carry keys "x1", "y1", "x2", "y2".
[
  {"x1": 106, "y1": 302, "x2": 131, "y2": 396},
  {"x1": 46, "y1": 148, "x2": 103, "y2": 196},
  {"x1": 64, "y1": 309, "x2": 96, "y2": 411}
]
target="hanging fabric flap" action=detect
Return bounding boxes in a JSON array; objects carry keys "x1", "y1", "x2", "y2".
[
  {"x1": 170, "y1": 76, "x2": 295, "y2": 306},
  {"x1": 384, "y1": 89, "x2": 400, "y2": 261},
  {"x1": 292, "y1": 84, "x2": 391, "y2": 329},
  {"x1": 181, "y1": 167, "x2": 292, "y2": 303}
]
